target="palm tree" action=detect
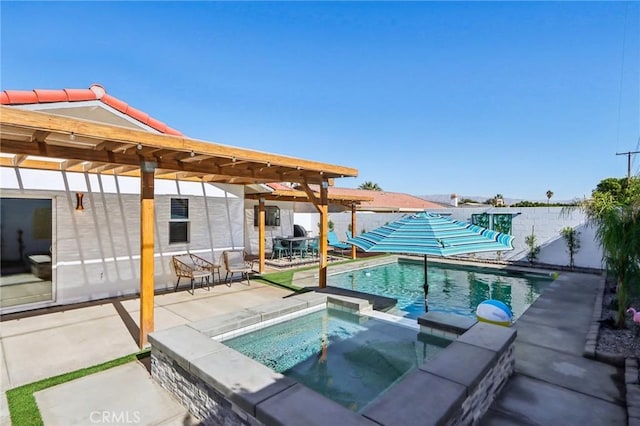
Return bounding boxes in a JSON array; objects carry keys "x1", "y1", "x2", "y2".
[
  {"x1": 358, "y1": 181, "x2": 382, "y2": 191},
  {"x1": 546, "y1": 190, "x2": 554, "y2": 205}
]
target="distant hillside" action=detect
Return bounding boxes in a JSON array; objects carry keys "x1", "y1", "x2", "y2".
[
  {"x1": 419, "y1": 194, "x2": 523, "y2": 206},
  {"x1": 419, "y1": 194, "x2": 574, "y2": 206}
]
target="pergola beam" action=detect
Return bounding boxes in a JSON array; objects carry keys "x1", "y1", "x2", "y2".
[
  {"x1": 0, "y1": 157, "x2": 61, "y2": 170},
  {"x1": 244, "y1": 191, "x2": 372, "y2": 205},
  {"x1": 180, "y1": 153, "x2": 217, "y2": 163},
  {"x1": 98, "y1": 163, "x2": 124, "y2": 173},
  {"x1": 85, "y1": 162, "x2": 109, "y2": 173},
  {"x1": 112, "y1": 165, "x2": 139, "y2": 174},
  {"x1": 61, "y1": 159, "x2": 86, "y2": 170},
  {"x1": 1, "y1": 107, "x2": 357, "y2": 184},
  {"x1": 152, "y1": 149, "x2": 180, "y2": 160},
  {"x1": 12, "y1": 155, "x2": 27, "y2": 166},
  {"x1": 95, "y1": 141, "x2": 134, "y2": 152},
  {"x1": 32, "y1": 130, "x2": 51, "y2": 142},
  {"x1": 0, "y1": 139, "x2": 294, "y2": 183}
]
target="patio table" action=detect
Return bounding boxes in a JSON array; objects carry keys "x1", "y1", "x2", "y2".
[{"x1": 278, "y1": 236, "x2": 316, "y2": 261}]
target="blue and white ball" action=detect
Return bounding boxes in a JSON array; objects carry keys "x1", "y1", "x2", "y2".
[{"x1": 476, "y1": 300, "x2": 513, "y2": 327}]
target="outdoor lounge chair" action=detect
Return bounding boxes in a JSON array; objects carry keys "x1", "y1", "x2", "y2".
[
  {"x1": 328, "y1": 230, "x2": 351, "y2": 254},
  {"x1": 223, "y1": 250, "x2": 254, "y2": 285},
  {"x1": 172, "y1": 253, "x2": 219, "y2": 294}
]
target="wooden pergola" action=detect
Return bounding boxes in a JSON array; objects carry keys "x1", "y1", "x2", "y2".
[
  {"x1": 0, "y1": 106, "x2": 361, "y2": 347},
  {"x1": 246, "y1": 188, "x2": 372, "y2": 270}
]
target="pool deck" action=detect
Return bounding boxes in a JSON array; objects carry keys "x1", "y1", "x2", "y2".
[
  {"x1": 481, "y1": 271, "x2": 627, "y2": 425},
  {"x1": 0, "y1": 261, "x2": 630, "y2": 425}
]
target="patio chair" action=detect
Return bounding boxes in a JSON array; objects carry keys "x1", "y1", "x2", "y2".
[
  {"x1": 271, "y1": 237, "x2": 290, "y2": 260},
  {"x1": 328, "y1": 230, "x2": 351, "y2": 254},
  {"x1": 346, "y1": 230, "x2": 353, "y2": 240},
  {"x1": 307, "y1": 237, "x2": 320, "y2": 257},
  {"x1": 292, "y1": 239, "x2": 309, "y2": 259},
  {"x1": 172, "y1": 253, "x2": 217, "y2": 295},
  {"x1": 223, "y1": 250, "x2": 254, "y2": 285}
]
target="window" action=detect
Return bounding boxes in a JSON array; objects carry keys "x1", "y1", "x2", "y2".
[
  {"x1": 169, "y1": 199, "x2": 189, "y2": 243},
  {"x1": 471, "y1": 213, "x2": 513, "y2": 235},
  {"x1": 492, "y1": 214, "x2": 513, "y2": 235},
  {"x1": 254, "y1": 205, "x2": 280, "y2": 227}
]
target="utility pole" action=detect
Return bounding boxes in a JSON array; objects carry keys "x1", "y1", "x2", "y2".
[{"x1": 615, "y1": 151, "x2": 640, "y2": 182}]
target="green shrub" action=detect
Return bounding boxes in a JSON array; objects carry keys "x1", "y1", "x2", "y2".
[{"x1": 525, "y1": 233, "x2": 540, "y2": 263}]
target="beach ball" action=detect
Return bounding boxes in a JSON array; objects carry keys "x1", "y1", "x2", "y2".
[{"x1": 476, "y1": 300, "x2": 513, "y2": 327}]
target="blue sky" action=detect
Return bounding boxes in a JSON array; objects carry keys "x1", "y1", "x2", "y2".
[{"x1": 2, "y1": 1, "x2": 638, "y2": 201}]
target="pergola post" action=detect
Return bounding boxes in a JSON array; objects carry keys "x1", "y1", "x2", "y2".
[
  {"x1": 299, "y1": 181, "x2": 329, "y2": 288},
  {"x1": 351, "y1": 203, "x2": 357, "y2": 260},
  {"x1": 139, "y1": 160, "x2": 156, "y2": 348},
  {"x1": 318, "y1": 182, "x2": 329, "y2": 287},
  {"x1": 258, "y1": 198, "x2": 265, "y2": 273}
]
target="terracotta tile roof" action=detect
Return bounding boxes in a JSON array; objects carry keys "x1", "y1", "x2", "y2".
[
  {"x1": 327, "y1": 187, "x2": 444, "y2": 211},
  {"x1": 1, "y1": 84, "x2": 182, "y2": 136},
  {"x1": 266, "y1": 184, "x2": 444, "y2": 211}
]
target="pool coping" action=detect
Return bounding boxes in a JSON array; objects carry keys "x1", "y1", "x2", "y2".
[
  {"x1": 396, "y1": 255, "x2": 557, "y2": 278},
  {"x1": 149, "y1": 292, "x2": 516, "y2": 425},
  {"x1": 292, "y1": 255, "x2": 578, "y2": 294}
]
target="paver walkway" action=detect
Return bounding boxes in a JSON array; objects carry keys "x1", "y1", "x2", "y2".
[{"x1": 481, "y1": 272, "x2": 627, "y2": 424}]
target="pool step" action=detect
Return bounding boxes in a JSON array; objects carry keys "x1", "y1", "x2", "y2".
[
  {"x1": 303, "y1": 286, "x2": 398, "y2": 313},
  {"x1": 419, "y1": 312, "x2": 478, "y2": 339}
]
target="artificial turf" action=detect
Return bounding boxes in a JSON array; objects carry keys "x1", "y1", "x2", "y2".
[{"x1": 6, "y1": 350, "x2": 150, "y2": 426}]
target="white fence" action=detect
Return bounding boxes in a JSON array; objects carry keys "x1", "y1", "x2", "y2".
[{"x1": 295, "y1": 207, "x2": 603, "y2": 270}]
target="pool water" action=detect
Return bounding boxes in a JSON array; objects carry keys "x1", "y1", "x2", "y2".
[
  {"x1": 328, "y1": 260, "x2": 552, "y2": 320},
  {"x1": 223, "y1": 307, "x2": 450, "y2": 412}
]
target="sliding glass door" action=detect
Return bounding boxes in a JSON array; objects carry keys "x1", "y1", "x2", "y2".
[{"x1": 0, "y1": 198, "x2": 53, "y2": 308}]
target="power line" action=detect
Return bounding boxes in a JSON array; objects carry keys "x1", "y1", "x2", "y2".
[
  {"x1": 615, "y1": 3, "x2": 630, "y2": 152},
  {"x1": 616, "y1": 150, "x2": 640, "y2": 180}
]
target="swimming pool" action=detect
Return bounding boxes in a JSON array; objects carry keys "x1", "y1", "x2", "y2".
[
  {"x1": 223, "y1": 306, "x2": 450, "y2": 412},
  {"x1": 328, "y1": 259, "x2": 552, "y2": 320}
]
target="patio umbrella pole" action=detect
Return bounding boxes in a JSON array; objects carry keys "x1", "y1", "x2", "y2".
[{"x1": 423, "y1": 254, "x2": 429, "y2": 312}]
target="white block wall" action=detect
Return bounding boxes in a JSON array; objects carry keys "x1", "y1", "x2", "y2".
[
  {"x1": 447, "y1": 207, "x2": 602, "y2": 269},
  {"x1": 297, "y1": 207, "x2": 603, "y2": 270}
]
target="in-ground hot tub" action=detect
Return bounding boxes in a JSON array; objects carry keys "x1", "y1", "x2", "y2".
[
  {"x1": 223, "y1": 304, "x2": 450, "y2": 412},
  {"x1": 149, "y1": 292, "x2": 516, "y2": 425}
]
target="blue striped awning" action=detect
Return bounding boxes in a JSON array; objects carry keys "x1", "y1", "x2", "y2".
[{"x1": 346, "y1": 212, "x2": 514, "y2": 257}]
